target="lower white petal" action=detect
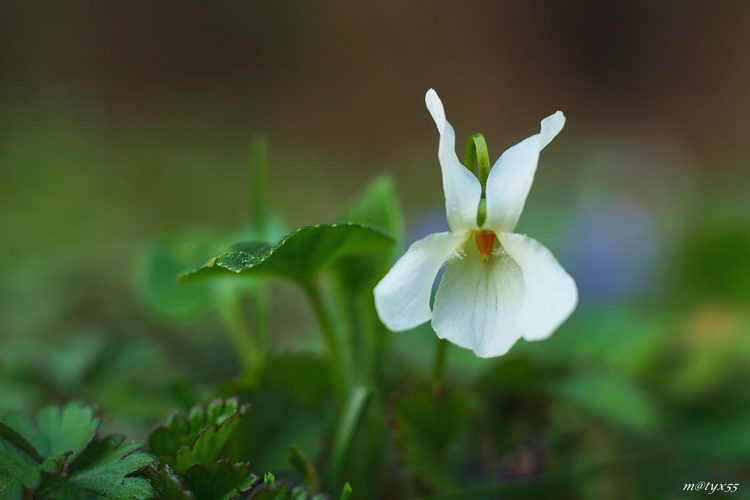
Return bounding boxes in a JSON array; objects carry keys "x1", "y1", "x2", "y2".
[
  {"x1": 499, "y1": 233, "x2": 578, "y2": 341},
  {"x1": 374, "y1": 231, "x2": 467, "y2": 332},
  {"x1": 432, "y1": 241, "x2": 526, "y2": 358}
]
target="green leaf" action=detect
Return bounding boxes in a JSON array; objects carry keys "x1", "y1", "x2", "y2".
[
  {"x1": 555, "y1": 372, "x2": 658, "y2": 432},
  {"x1": 341, "y1": 176, "x2": 404, "y2": 246},
  {"x1": 680, "y1": 411, "x2": 750, "y2": 461},
  {"x1": 145, "y1": 463, "x2": 194, "y2": 500},
  {"x1": 150, "y1": 398, "x2": 247, "y2": 473},
  {"x1": 2, "y1": 401, "x2": 99, "y2": 461},
  {"x1": 0, "y1": 422, "x2": 44, "y2": 499},
  {"x1": 391, "y1": 386, "x2": 471, "y2": 492},
  {"x1": 180, "y1": 223, "x2": 393, "y2": 287},
  {"x1": 251, "y1": 481, "x2": 328, "y2": 500},
  {"x1": 289, "y1": 444, "x2": 319, "y2": 492},
  {"x1": 333, "y1": 176, "x2": 404, "y2": 290},
  {"x1": 181, "y1": 460, "x2": 259, "y2": 500},
  {"x1": 36, "y1": 435, "x2": 153, "y2": 499},
  {"x1": 339, "y1": 482, "x2": 352, "y2": 500},
  {"x1": 138, "y1": 235, "x2": 216, "y2": 319}
]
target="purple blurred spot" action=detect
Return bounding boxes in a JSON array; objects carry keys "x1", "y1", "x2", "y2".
[{"x1": 563, "y1": 200, "x2": 657, "y2": 304}]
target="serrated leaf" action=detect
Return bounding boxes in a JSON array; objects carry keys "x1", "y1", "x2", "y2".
[
  {"x1": 145, "y1": 463, "x2": 195, "y2": 500},
  {"x1": 0, "y1": 422, "x2": 43, "y2": 499},
  {"x1": 2, "y1": 401, "x2": 99, "y2": 462},
  {"x1": 391, "y1": 386, "x2": 471, "y2": 492},
  {"x1": 180, "y1": 223, "x2": 393, "y2": 287},
  {"x1": 36, "y1": 434, "x2": 153, "y2": 499},
  {"x1": 555, "y1": 372, "x2": 658, "y2": 432},
  {"x1": 182, "y1": 460, "x2": 259, "y2": 500},
  {"x1": 250, "y1": 481, "x2": 328, "y2": 500},
  {"x1": 150, "y1": 398, "x2": 247, "y2": 473}
]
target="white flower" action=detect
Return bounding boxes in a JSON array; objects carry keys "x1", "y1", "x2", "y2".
[{"x1": 374, "y1": 89, "x2": 577, "y2": 358}]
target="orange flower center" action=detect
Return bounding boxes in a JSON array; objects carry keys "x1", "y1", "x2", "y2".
[{"x1": 474, "y1": 231, "x2": 496, "y2": 262}]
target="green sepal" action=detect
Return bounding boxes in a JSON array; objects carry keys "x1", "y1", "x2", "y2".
[{"x1": 464, "y1": 132, "x2": 490, "y2": 187}]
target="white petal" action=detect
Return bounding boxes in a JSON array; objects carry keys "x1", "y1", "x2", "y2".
[
  {"x1": 539, "y1": 111, "x2": 566, "y2": 150},
  {"x1": 425, "y1": 89, "x2": 482, "y2": 232},
  {"x1": 431, "y1": 239, "x2": 526, "y2": 358},
  {"x1": 374, "y1": 231, "x2": 468, "y2": 331},
  {"x1": 498, "y1": 232, "x2": 577, "y2": 341},
  {"x1": 484, "y1": 111, "x2": 565, "y2": 233}
]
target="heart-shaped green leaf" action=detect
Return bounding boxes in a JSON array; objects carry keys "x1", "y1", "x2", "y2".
[{"x1": 180, "y1": 223, "x2": 393, "y2": 287}]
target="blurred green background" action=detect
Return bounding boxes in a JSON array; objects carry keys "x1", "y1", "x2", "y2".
[{"x1": 2, "y1": 2, "x2": 750, "y2": 497}]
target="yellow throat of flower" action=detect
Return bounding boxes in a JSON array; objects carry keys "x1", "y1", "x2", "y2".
[{"x1": 474, "y1": 231, "x2": 496, "y2": 263}]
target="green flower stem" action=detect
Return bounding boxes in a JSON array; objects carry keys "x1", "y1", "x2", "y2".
[
  {"x1": 327, "y1": 385, "x2": 371, "y2": 489},
  {"x1": 431, "y1": 338, "x2": 449, "y2": 389},
  {"x1": 330, "y1": 274, "x2": 376, "y2": 389},
  {"x1": 252, "y1": 286, "x2": 270, "y2": 367},
  {"x1": 216, "y1": 290, "x2": 261, "y2": 375},
  {"x1": 305, "y1": 282, "x2": 351, "y2": 407}
]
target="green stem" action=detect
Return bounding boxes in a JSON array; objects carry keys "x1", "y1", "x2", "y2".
[
  {"x1": 252, "y1": 285, "x2": 270, "y2": 367},
  {"x1": 431, "y1": 338, "x2": 448, "y2": 388},
  {"x1": 327, "y1": 386, "x2": 371, "y2": 489},
  {"x1": 305, "y1": 282, "x2": 350, "y2": 407},
  {"x1": 216, "y1": 290, "x2": 261, "y2": 375}
]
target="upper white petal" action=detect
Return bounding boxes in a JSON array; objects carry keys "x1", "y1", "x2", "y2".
[
  {"x1": 425, "y1": 89, "x2": 482, "y2": 232},
  {"x1": 498, "y1": 232, "x2": 577, "y2": 341},
  {"x1": 431, "y1": 240, "x2": 526, "y2": 358},
  {"x1": 374, "y1": 231, "x2": 467, "y2": 332},
  {"x1": 484, "y1": 111, "x2": 565, "y2": 233}
]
